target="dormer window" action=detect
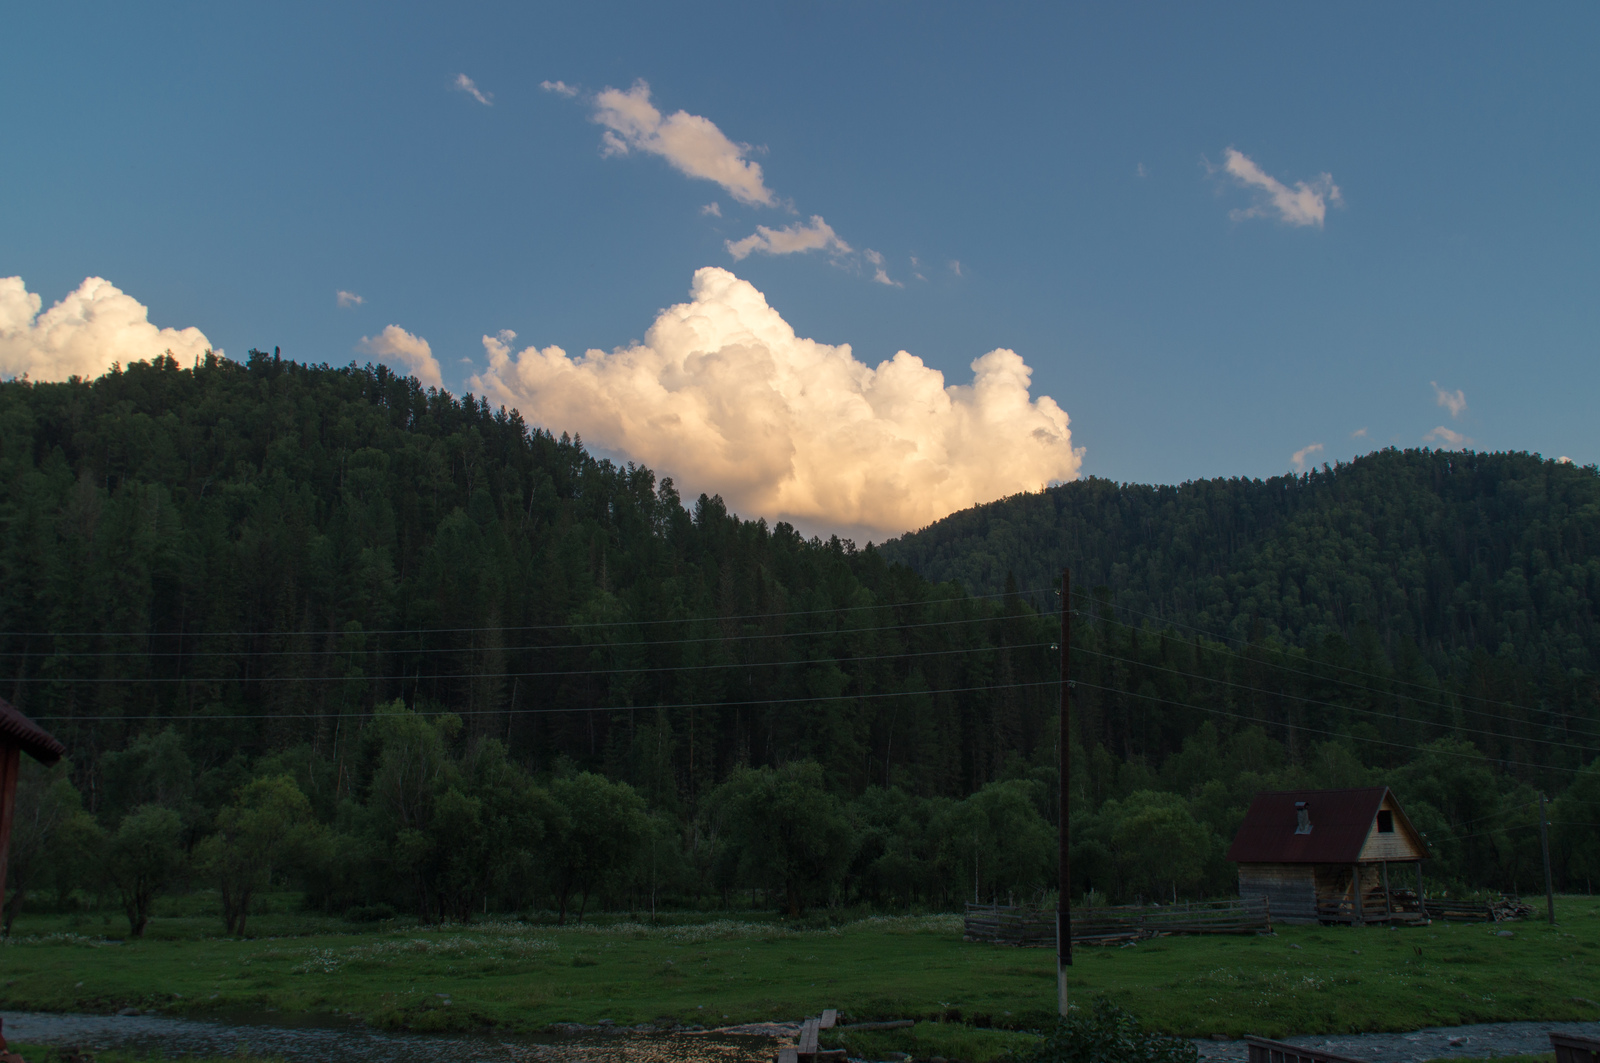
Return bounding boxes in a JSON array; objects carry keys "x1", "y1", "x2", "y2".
[
  {"x1": 1295, "y1": 801, "x2": 1312, "y2": 835},
  {"x1": 1377, "y1": 810, "x2": 1394, "y2": 833}
]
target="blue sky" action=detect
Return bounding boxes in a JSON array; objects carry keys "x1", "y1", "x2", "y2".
[{"x1": 4, "y1": 2, "x2": 1597, "y2": 534}]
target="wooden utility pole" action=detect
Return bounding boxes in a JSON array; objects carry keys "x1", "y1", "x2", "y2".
[
  {"x1": 1539, "y1": 792, "x2": 1556, "y2": 926},
  {"x1": 1057, "y1": 569, "x2": 1072, "y2": 1018}
]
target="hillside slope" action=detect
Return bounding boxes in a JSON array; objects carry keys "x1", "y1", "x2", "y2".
[{"x1": 882, "y1": 449, "x2": 1600, "y2": 678}]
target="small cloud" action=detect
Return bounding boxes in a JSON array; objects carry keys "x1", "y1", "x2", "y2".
[
  {"x1": 1136, "y1": 162, "x2": 1147, "y2": 178},
  {"x1": 1431, "y1": 381, "x2": 1467, "y2": 418},
  {"x1": 539, "y1": 79, "x2": 579, "y2": 98},
  {"x1": 1291, "y1": 442, "x2": 1324, "y2": 471},
  {"x1": 726, "y1": 215, "x2": 850, "y2": 261},
  {"x1": 1216, "y1": 147, "x2": 1341, "y2": 227},
  {"x1": 588, "y1": 79, "x2": 775, "y2": 207},
  {"x1": 453, "y1": 74, "x2": 493, "y2": 107},
  {"x1": 948, "y1": 259, "x2": 962, "y2": 277},
  {"x1": 1558, "y1": 456, "x2": 1573, "y2": 464},
  {"x1": 356, "y1": 325, "x2": 444, "y2": 389},
  {"x1": 701, "y1": 202, "x2": 722, "y2": 217},
  {"x1": 336, "y1": 290, "x2": 364, "y2": 308},
  {"x1": 864, "y1": 249, "x2": 902, "y2": 287},
  {"x1": 1424, "y1": 425, "x2": 1472, "y2": 447},
  {"x1": 1351, "y1": 427, "x2": 1368, "y2": 439}
]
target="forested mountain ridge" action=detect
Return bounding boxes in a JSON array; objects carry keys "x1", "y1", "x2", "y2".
[
  {"x1": 882, "y1": 449, "x2": 1600, "y2": 679},
  {"x1": 1, "y1": 354, "x2": 1597, "y2": 928}
]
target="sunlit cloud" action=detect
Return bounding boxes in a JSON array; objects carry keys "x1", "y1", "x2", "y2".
[
  {"x1": 949, "y1": 260, "x2": 962, "y2": 277},
  {"x1": 585, "y1": 80, "x2": 775, "y2": 207},
  {"x1": 0, "y1": 276, "x2": 215, "y2": 382},
  {"x1": 469, "y1": 267, "x2": 1081, "y2": 537},
  {"x1": 1291, "y1": 442, "x2": 1324, "y2": 471},
  {"x1": 1218, "y1": 148, "x2": 1342, "y2": 227},
  {"x1": 726, "y1": 215, "x2": 850, "y2": 261},
  {"x1": 539, "y1": 80, "x2": 579, "y2": 98},
  {"x1": 1432, "y1": 381, "x2": 1467, "y2": 418},
  {"x1": 1424, "y1": 425, "x2": 1472, "y2": 447},
  {"x1": 701, "y1": 202, "x2": 722, "y2": 217},
  {"x1": 356, "y1": 325, "x2": 443, "y2": 389},
  {"x1": 336, "y1": 290, "x2": 364, "y2": 308},
  {"x1": 453, "y1": 74, "x2": 493, "y2": 107},
  {"x1": 1351, "y1": 427, "x2": 1368, "y2": 439}
]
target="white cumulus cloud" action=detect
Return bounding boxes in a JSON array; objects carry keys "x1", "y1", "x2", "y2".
[
  {"x1": 1220, "y1": 148, "x2": 1342, "y2": 227},
  {"x1": 0, "y1": 276, "x2": 215, "y2": 382},
  {"x1": 454, "y1": 74, "x2": 493, "y2": 106},
  {"x1": 591, "y1": 80, "x2": 774, "y2": 207},
  {"x1": 1425, "y1": 425, "x2": 1471, "y2": 447},
  {"x1": 1291, "y1": 442, "x2": 1324, "y2": 471},
  {"x1": 356, "y1": 325, "x2": 444, "y2": 389},
  {"x1": 540, "y1": 79, "x2": 579, "y2": 98},
  {"x1": 336, "y1": 290, "x2": 364, "y2": 308},
  {"x1": 1432, "y1": 381, "x2": 1467, "y2": 418},
  {"x1": 469, "y1": 267, "x2": 1081, "y2": 536},
  {"x1": 726, "y1": 216, "x2": 850, "y2": 261}
]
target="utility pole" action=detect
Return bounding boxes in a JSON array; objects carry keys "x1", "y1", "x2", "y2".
[
  {"x1": 1058, "y1": 569, "x2": 1072, "y2": 1018},
  {"x1": 1540, "y1": 792, "x2": 1556, "y2": 926}
]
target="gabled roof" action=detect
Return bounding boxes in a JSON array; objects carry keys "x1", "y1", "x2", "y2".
[
  {"x1": 1226, "y1": 787, "x2": 1428, "y2": 864},
  {"x1": 0, "y1": 696, "x2": 65, "y2": 766}
]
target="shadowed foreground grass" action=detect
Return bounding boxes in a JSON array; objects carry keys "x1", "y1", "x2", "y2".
[{"x1": 0, "y1": 898, "x2": 1596, "y2": 1048}]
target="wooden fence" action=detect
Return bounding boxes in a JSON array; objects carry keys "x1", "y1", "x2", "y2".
[{"x1": 964, "y1": 896, "x2": 1271, "y2": 946}]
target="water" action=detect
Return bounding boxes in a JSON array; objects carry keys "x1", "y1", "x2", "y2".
[
  {"x1": 1192, "y1": 1019, "x2": 1600, "y2": 1063},
  {"x1": 0, "y1": 1011, "x2": 780, "y2": 1063},
  {"x1": 8, "y1": 1010, "x2": 1600, "y2": 1063}
]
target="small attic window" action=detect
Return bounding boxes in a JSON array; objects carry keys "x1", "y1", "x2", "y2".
[
  {"x1": 1377, "y1": 810, "x2": 1394, "y2": 833},
  {"x1": 1295, "y1": 801, "x2": 1312, "y2": 835}
]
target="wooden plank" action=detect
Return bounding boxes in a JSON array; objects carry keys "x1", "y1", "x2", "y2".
[
  {"x1": 1244, "y1": 1035, "x2": 1369, "y2": 1063},
  {"x1": 799, "y1": 1019, "x2": 820, "y2": 1055},
  {"x1": 778, "y1": 1049, "x2": 799, "y2": 1063},
  {"x1": 820, "y1": 1010, "x2": 837, "y2": 1030}
]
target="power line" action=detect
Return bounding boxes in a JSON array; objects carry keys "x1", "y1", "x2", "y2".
[
  {"x1": 1075, "y1": 645, "x2": 1600, "y2": 756},
  {"x1": 1070, "y1": 597, "x2": 1593, "y2": 732},
  {"x1": 29, "y1": 677, "x2": 1059, "y2": 723},
  {"x1": 1069, "y1": 678, "x2": 1595, "y2": 776},
  {"x1": 3, "y1": 641, "x2": 1054, "y2": 684},
  {"x1": 0, "y1": 583, "x2": 1061, "y2": 642}
]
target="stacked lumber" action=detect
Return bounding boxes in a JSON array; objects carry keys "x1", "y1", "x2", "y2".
[
  {"x1": 963, "y1": 896, "x2": 1271, "y2": 946},
  {"x1": 1422, "y1": 895, "x2": 1532, "y2": 922}
]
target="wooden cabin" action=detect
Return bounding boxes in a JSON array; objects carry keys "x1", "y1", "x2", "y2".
[
  {"x1": 1226, "y1": 787, "x2": 1430, "y2": 925},
  {"x1": 0, "y1": 695, "x2": 66, "y2": 916}
]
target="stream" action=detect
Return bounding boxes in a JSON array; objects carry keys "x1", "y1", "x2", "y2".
[
  {"x1": 5, "y1": 1011, "x2": 1599, "y2": 1063},
  {"x1": 0, "y1": 1011, "x2": 780, "y2": 1063}
]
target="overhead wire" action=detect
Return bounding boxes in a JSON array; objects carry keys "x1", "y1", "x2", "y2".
[
  {"x1": 29, "y1": 676, "x2": 1059, "y2": 723},
  {"x1": 1067, "y1": 589, "x2": 1585, "y2": 725},
  {"x1": 1073, "y1": 644, "x2": 1600, "y2": 755},
  {"x1": 1069, "y1": 678, "x2": 1596, "y2": 777},
  {"x1": 0, "y1": 583, "x2": 1062, "y2": 642},
  {"x1": 4, "y1": 640, "x2": 1055, "y2": 684}
]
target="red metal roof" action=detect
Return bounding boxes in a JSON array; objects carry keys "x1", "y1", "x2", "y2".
[
  {"x1": 0, "y1": 696, "x2": 65, "y2": 766},
  {"x1": 1226, "y1": 787, "x2": 1424, "y2": 864}
]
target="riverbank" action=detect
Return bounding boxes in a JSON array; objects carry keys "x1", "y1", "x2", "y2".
[{"x1": 1, "y1": 900, "x2": 1596, "y2": 1043}]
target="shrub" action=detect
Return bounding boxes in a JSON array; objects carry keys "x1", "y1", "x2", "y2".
[{"x1": 1009, "y1": 999, "x2": 1197, "y2": 1063}]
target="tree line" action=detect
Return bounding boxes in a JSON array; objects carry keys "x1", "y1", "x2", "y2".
[{"x1": 0, "y1": 353, "x2": 1596, "y2": 934}]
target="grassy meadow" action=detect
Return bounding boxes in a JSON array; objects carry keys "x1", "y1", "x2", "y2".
[{"x1": 1, "y1": 896, "x2": 1597, "y2": 1057}]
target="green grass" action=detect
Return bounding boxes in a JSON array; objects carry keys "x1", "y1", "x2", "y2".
[{"x1": 1, "y1": 897, "x2": 1598, "y2": 1045}]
